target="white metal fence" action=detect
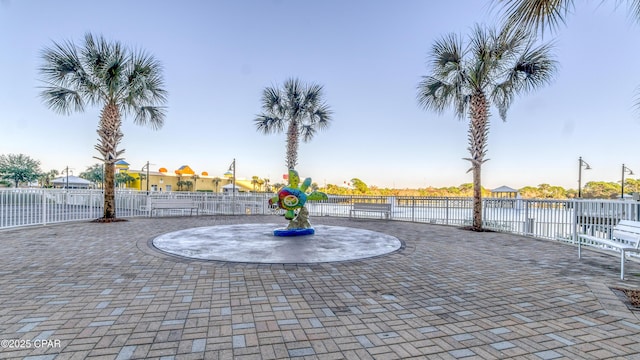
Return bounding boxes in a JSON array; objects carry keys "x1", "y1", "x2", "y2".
[
  {"x1": 0, "y1": 189, "x2": 277, "y2": 228},
  {"x1": 2, "y1": 188, "x2": 639, "y2": 246}
]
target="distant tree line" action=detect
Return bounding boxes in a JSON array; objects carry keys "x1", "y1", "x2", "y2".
[
  {"x1": 318, "y1": 178, "x2": 640, "y2": 200},
  {"x1": 2, "y1": 153, "x2": 639, "y2": 199}
]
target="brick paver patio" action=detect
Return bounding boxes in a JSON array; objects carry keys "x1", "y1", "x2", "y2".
[{"x1": 1, "y1": 215, "x2": 639, "y2": 359}]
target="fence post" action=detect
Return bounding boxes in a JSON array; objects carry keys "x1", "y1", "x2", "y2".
[
  {"x1": 524, "y1": 203, "x2": 530, "y2": 235},
  {"x1": 411, "y1": 197, "x2": 415, "y2": 222},
  {"x1": 89, "y1": 190, "x2": 94, "y2": 219},
  {"x1": 445, "y1": 198, "x2": 449, "y2": 225},
  {"x1": 526, "y1": 218, "x2": 534, "y2": 235},
  {"x1": 482, "y1": 198, "x2": 487, "y2": 228},
  {"x1": 42, "y1": 188, "x2": 47, "y2": 226}
]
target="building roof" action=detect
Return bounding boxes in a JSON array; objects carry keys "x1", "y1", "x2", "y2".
[
  {"x1": 51, "y1": 175, "x2": 93, "y2": 185},
  {"x1": 175, "y1": 165, "x2": 195, "y2": 175}
]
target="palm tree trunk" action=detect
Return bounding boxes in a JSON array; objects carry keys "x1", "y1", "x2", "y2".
[
  {"x1": 472, "y1": 164, "x2": 482, "y2": 230},
  {"x1": 104, "y1": 162, "x2": 115, "y2": 218},
  {"x1": 286, "y1": 121, "x2": 299, "y2": 169},
  {"x1": 96, "y1": 103, "x2": 124, "y2": 219},
  {"x1": 469, "y1": 91, "x2": 489, "y2": 230}
]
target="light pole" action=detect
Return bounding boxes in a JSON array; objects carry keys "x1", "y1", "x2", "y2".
[
  {"x1": 622, "y1": 164, "x2": 634, "y2": 200},
  {"x1": 62, "y1": 166, "x2": 74, "y2": 189},
  {"x1": 141, "y1": 161, "x2": 151, "y2": 193},
  {"x1": 577, "y1": 157, "x2": 591, "y2": 198},
  {"x1": 224, "y1": 158, "x2": 236, "y2": 214}
]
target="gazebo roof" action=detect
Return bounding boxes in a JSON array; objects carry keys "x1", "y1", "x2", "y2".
[{"x1": 491, "y1": 185, "x2": 519, "y2": 193}]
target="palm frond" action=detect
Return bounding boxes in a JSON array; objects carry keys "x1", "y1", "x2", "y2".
[
  {"x1": 490, "y1": 83, "x2": 513, "y2": 120},
  {"x1": 261, "y1": 86, "x2": 284, "y2": 117},
  {"x1": 39, "y1": 86, "x2": 84, "y2": 115},
  {"x1": 254, "y1": 115, "x2": 285, "y2": 134},
  {"x1": 300, "y1": 104, "x2": 332, "y2": 142},
  {"x1": 303, "y1": 83, "x2": 324, "y2": 109},
  {"x1": 284, "y1": 78, "x2": 304, "y2": 118},
  {"x1": 133, "y1": 106, "x2": 166, "y2": 130},
  {"x1": 121, "y1": 49, "x2": 168, "y2": 117},
  {"x1": 634, "y1": 86, "x2": 640, "y2": 117},
  {"x1": 420, "y1": 31, "x2": 472, "y2": 120},
  {"x1": 492, "y1": 41, "x2": 556, "y2": 118},
  {"x1": 417, "y1": 76, "x2": 468, "y2": 119},
  {"x1": 494, "y1": 0, "x2": 573, "y2": 36},
  {"x1": 513, "y1": 42, "x2": 557, "y2": 92},
  {"x1": 420, "y1": 22, "x2": 555, "y2": 123},
  {"x1": 81, "y1": 33, "x2": 104, "y2": 75},
  {"x1": 493, "y1": 26, "x2": 529, "y2": 68},
  {"x1": 308, "y1": 105, "x2": 332, "y2": 129},
  {"x1": 630, "y1": 0, "x2": 640, "y2": 23},
  {"x1": 300, "y1": 124, "x2": 317, "y2": 142},
  {"x1": 39, "y1": 39, "x2": 92, "y2": 111},
  {"x1": 39, "y1": 40, "x2": 79, "y2": 82},
  {"x1": 102, "y1": 45, "x2": 126, "y2": 99},
  {"x1": 431, "y1": 33, "x2": 464, "y2": 81},
  {"x1": 469, "y1": 25, "x2": 494, "y2": 64},
  {"x1": 79, "y1": 33, "x2": 110, "y2": 102}
]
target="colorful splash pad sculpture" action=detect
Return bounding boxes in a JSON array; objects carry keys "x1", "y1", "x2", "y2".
[{"x1": 270, "y1": 169, "x2": 328, "y2": 236}]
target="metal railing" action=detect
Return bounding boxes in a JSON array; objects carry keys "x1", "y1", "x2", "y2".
[
  {"x1": 0, "y1": 189, "x2": 278, "y2": 228},
  {"x1": 2, "y1": 189, "x2": 639, "y2": 247}
]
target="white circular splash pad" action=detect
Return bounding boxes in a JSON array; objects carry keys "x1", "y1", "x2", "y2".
[{"x1": 152, "y1": 223, "x2": 402, "y2": 263}]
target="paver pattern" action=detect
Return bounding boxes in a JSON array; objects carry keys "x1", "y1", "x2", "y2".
[{"x1": 1, "y1": 215, "x2": 640, "y2": 359}]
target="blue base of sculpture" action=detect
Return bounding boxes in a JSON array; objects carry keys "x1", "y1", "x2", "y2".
[{"x1": 273, "y1": 228, "x2": 315, "y2": 237}]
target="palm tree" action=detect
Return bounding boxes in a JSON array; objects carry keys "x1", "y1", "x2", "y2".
[
  {"x1": 176, "y1": 180, "x2": 186, "y2": 191},
  {"x1": 263, "y1": 178, "x2": 271, "y2": 192},
  {"x1": 115, "y1": 172, "x2": 136, "y2": 188},
  {"x1": 494, "y1": 0, "x2": 640, "y2": 35},
  {"x1": 251, "y1": 175, "x2": 261, "y2": 192},
  {"x1": 417, "y1": 24, "x2": 556, "y2": 230},
  {"x1": 212, "y1": 177, "x2": 222, "y2": 193},
  {"x1": 255, "y1": 78, "x2": 332, "y2": 169},
  {"x1": 39, "y1": 33, "x2": 167, "y2": 219},
  {"x1": 192, "y1": 174, "x2": 199, "y2": 192},
  {"x1": 79, "y1": 163, "x2": 105, "y2": 189},
  {"x1": 39, "y1": 169, "x2": 59, "y2": 188}
]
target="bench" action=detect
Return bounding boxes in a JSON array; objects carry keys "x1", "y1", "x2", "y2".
[
  {"x1": 578, "y1": 219, "x2": 640, "y2": 279},
  {"x1": 148, "y1": 199, "x2": 199, "y2": 217},
  {"x1": 349, "y1": 202, "x2": 391, "y2": 219}
]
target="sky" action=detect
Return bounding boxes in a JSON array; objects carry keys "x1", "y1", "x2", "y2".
[{"x1": 1, "y1": 1, "x2": 639, "y2": 190}]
